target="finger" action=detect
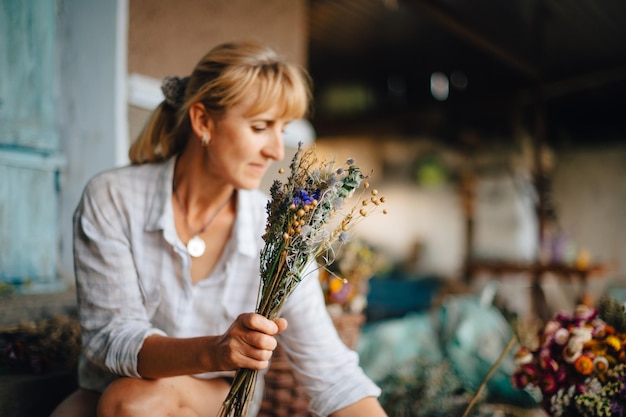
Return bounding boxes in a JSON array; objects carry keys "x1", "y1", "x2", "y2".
[
  {"x1": 274, "y1": 318, "x2": 288, "y2": 334},
  {"x1": 230, "y1": 350, "x2": 272, "y2": 371},
  {"x1": 236, "y1": 342, "x2": 275, "y2": 370},
  {"x1": 244, "y1": 357, "x2": 271, "y2": 371},
  {"x1": 245, "y1": 331, "x2": 278, "y2": 351},
  {"x1": 248, "y1": 348, "x2": 273, "y2": 363},
  {"x1": 241, "y1": 313, "x2": 279, "y2": 335}
]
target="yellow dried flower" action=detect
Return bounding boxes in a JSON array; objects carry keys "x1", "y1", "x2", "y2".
[
  {"x1": 605, "y1": 335, "x2": 621, "y2": 351},
  {"x1": 328, "y1": 277, "x2": 344, "y2": 294}
]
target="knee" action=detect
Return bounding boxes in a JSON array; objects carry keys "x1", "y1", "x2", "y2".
[
  {"x1": 97, "y1": 378, "x2": 139, "y2": 417},
  {"x1": 97, "y1": 378, "x2": 174, "y2": 417}
]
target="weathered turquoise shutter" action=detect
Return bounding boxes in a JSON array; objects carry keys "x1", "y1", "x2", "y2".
[{"x1": 0, "y1": 0, "x2": 65, "y2": 291}]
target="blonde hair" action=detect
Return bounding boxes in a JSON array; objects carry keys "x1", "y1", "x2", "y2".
[{"x1": 129, "y1": 41, "x2": 312, "y2": 164}]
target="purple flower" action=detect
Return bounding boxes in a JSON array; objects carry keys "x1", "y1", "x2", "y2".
[
  {"x1": 512, "y1": 369, "x2": 532, "y2": 389},
  {"x1": 292, "y1": 188, "x2": 320, "y2": 207},
  {"x1": 611, "y1": 377, "x2": 626, "y2": 416},
  {"x1": 575, "y1": 382, "x2": 587, "y2": 394},
  {"x1": 612, "y1": 402, "x2": 626, "y2": 417},
  {"x1": 512, "y1": 363, "x2": 540, "y2": 388},
  {"x1": 539, "y1": 356, "x2": 560, "y2": 373},
  {"x1": 541, "y1": 373, "x2": 559, "y2": 395},
  {"x1": 573, "y1": 304, "x2": 597, "y2": 323},
  {"x1": 555, "y1": 366, "x2": 567, "y2": 384}
]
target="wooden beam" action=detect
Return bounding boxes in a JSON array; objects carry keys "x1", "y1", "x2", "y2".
[
  {"x1": 407, "y1": 0, "x2": 542, "y2": 80},
  {"x1": 541, "y1": 65, "x2": 626, "y2": 99}
]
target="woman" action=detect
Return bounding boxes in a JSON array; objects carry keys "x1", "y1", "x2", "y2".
[{"x1": 50, "y1": 41, "x2": 386, "y2": 417}]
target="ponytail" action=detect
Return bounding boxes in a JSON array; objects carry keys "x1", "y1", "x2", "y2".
[{"x1": 128, "y1": 102, "x2": 189, "y2": 164}]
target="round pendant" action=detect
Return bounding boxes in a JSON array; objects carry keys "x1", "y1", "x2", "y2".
[{"x1": 187, "y1": 235, "x2": 206, "y2": 257}]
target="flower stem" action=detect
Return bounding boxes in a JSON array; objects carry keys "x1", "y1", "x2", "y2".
[
  {"x1": 219, "y1": 368, "x2": 258, "y2": 417},
  {"x1": 461, "y1": 335, "x2": 518, "y2": 417}
]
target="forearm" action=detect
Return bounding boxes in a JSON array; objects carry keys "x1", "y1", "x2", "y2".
[
  {"x1": 330, "y1": 397, "x2": 388, "y2": 417},
  {"x1": 136, "y1": 314, "x2": 285, "y2": 379},
  {"x1": 137, "y1": 334, "x2": 219, "y2": 379}
]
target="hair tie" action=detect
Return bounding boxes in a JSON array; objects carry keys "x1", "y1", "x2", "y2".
[{"x1": 161, "y1": 76, "x2": 188, "y2": 108}]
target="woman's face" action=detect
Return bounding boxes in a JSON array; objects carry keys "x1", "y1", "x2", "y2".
[{"x1": 206, "y1": 92, "x2": 289, "y2": 190}]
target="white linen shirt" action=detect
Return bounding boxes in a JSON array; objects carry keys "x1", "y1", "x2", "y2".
[{"x1": 73, "y1": 156, "x2": 380, "y2": 416}]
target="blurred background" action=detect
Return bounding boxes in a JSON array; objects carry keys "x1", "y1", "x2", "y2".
[
  {"x1": 1, "y1": 0, "x2": 626, "y2": 415},
  {"x1": 2, "y1": 0, "x2": 625, "y2": 320}
]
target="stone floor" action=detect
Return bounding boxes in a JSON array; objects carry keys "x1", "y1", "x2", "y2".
[{"x1": 0, "y1": 370, "x2": 77, "y2": 417}]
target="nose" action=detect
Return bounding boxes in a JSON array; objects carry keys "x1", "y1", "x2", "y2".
[{"x1": 263, "y1": 126, "x2": 285, "y2": 161}]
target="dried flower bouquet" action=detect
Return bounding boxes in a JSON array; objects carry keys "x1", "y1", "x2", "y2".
[{"x1": 218, "y1": 143, "x2": 386, "y2": 417}]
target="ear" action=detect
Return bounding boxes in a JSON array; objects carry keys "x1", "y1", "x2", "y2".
[{"x1": 189, "y1": 102, "x2": 214, "y2": 143}]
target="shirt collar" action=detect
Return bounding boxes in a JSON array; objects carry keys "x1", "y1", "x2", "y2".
[
  {"x1": 145, "y1": 156, "x2": 176, "y2": 233},
  {"x1": 144, "y1": 155, "x2": 263, "y2": 258}
]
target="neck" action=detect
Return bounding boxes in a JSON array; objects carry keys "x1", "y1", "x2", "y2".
[{"x1": 173, "y1": 153, "x2": 236, "y2": 228}]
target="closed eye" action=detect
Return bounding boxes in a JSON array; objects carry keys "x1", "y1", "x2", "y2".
[{"x1": 252, "y1": 122, "x2": 269, "y2": 132}]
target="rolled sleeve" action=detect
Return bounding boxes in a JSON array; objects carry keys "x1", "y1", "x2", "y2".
[
  {"x1": 104, "y1": 325, "x2": 166, "y2": 377},
  {"x1": 278, "y1": 263, "x2": 381, "y2": 416}
]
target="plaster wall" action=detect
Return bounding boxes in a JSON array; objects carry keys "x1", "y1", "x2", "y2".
[
  {"x1": 128, "y1": 0, "x2": 308, "y2": 78},
  {"x1": 315, "y1": 137, "x2": 467, "y2": 279},
  {"x1": 552, "y1": 145, "x2": 626, "y2": 281}
]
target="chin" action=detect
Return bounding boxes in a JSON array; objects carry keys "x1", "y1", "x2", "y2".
[{"x1": 237, "y1": 178, "x2": 263, "y2": 191}]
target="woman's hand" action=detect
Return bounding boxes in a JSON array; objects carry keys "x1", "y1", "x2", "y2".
[
  {"x1": 213, "y1": 313, "x2": 288, "y2": 371},
  {"x1": 137, "y1": 313, "x2": 287, "y2": 378}
]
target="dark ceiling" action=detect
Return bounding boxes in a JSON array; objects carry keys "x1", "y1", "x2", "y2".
[{"x1": 306, "y1": 0, "x2": 626, "y2": 147}]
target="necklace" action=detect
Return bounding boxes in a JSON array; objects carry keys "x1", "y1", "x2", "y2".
[{"x1": 173, "y1": 181, "x2": 233, "y2": 258}]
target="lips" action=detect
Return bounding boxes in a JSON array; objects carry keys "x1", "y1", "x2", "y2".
[{"x1": 248, "y1": 162, "x2": 268, "y2": 176}]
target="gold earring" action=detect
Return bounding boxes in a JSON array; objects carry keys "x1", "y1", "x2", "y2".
[{"x1": 201, "y1": 132, "x2": 209, "y2": 145}]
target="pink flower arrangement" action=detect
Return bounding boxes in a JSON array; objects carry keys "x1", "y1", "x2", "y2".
[{"x1": 512, "y1": 304, "x2": 626, "y2": 417}]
